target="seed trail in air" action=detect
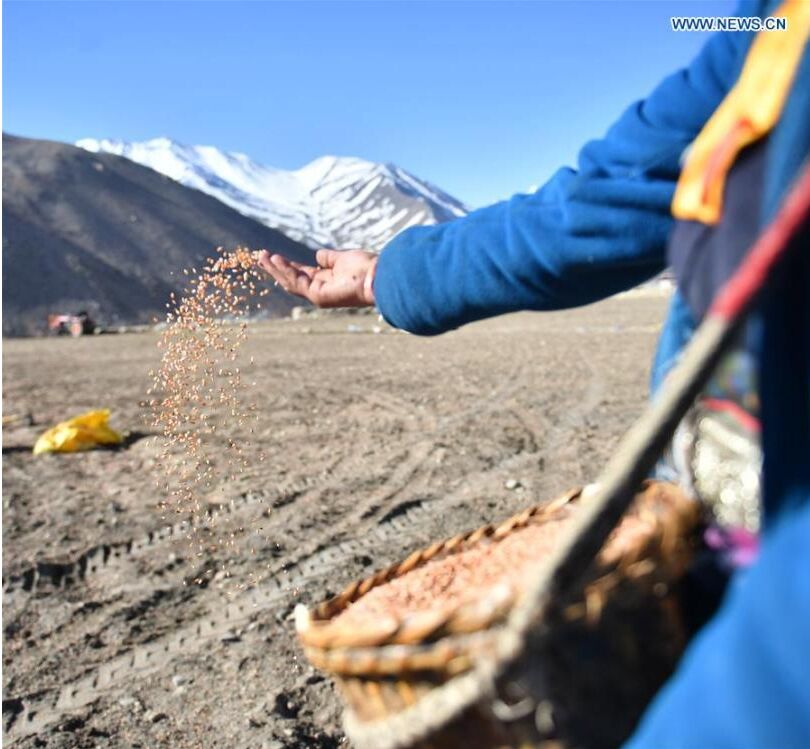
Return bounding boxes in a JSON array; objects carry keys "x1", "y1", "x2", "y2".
[{"x1": 147, "y1": 247, "x2": 273, "y2": 595}]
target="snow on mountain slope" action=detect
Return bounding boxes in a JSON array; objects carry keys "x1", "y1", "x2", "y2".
[{"x1": 76, "y1": 137, "x2": 468, "y2": 251}]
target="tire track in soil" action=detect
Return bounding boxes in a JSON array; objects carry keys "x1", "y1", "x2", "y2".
[
  {"x1": 2, "y1": 469, "x2": 440, "y2": 739},
  {"x1": 1, "y1": 472, "x2": 328, "y2": 600},
  {"x1": 2, "y1": 432, "x2": 442, "y2": 740},
  {"x1": 2, "y1": 360, "x2": 523, "y2": 602},
  {"x1": 4, "y1": 355, "x2": 603, "y2": 741},
  {"x1": 1, "y1": 446, "x2": 397, "y2": 608},
  {"x1": 1, "y1": 381, "x2": 421, "y2": 601}
]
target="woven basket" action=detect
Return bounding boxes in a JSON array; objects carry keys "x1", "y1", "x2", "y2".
[{"x1": 296, "y1": 481, "x2": 701, "y2": 749}]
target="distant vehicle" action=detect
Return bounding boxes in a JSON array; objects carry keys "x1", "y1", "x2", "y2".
[{"x1": 47, "y1": 311, "x2": 97, "y2": 337}]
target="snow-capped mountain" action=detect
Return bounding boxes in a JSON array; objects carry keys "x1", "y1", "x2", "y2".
[{"x1": 76, "y1": 137, "x2": 468, "y2": 251}]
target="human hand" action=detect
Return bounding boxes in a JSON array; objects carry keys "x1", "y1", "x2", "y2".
[{"x1": 257, "y1": 249, "x2": 377, "y2": 308}]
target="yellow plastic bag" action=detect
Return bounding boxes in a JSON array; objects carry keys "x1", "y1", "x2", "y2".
[{"x1": 33, "y1": 409, "x2": 123, "y2": 455}]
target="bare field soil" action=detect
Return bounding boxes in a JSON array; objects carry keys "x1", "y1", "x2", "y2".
[{"x1": 3, "y1": 295, "x2": 668, "y2": 748}]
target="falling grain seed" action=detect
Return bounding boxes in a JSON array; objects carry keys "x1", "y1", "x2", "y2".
[{"x1": 149, "y1": 247, "x2": 276, "y2": 593}]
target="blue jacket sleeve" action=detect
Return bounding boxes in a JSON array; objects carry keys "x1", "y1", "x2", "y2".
[
  {"x1": 623, "y1": 499, "x2": 810, "y2": 749},
  {"x1": 373, "y1": 30, "x2": 747, "y2": 335}
]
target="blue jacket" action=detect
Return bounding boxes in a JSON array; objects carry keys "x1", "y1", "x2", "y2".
[
  {"x1": 373, "y1": 1, "x2": 810, "y2": 745},
  {"x1": 374, "y1": 20, "x2": 747, "y2": 336}
]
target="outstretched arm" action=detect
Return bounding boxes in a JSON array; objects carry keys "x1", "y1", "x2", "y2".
[{"x1": 257, "y1": 28, "x2": 749, "y2": 334}]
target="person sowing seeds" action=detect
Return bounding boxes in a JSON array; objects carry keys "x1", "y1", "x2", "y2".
[{"x1": 260, "y1": 1, "x2": 810, "y2": 745}]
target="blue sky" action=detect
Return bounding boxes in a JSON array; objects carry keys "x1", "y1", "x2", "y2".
[{"x1": 4, "y1": 0, "x2": 733, "y2": 207}]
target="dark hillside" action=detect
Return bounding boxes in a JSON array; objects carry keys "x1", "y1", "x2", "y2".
[{"x1": 3, "y1": 134, "x2": 314, "y2": 335}]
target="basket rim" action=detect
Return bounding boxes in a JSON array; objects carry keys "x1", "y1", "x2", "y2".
[
  {"x1": 296, "y1": 487, "x2": 582, "y2": 649},
  {"x1": 296, "y1": 481, "x2": 695, "y2": 651},
  {"x1": 301, "y1": 628, "x2": 500, "y2": 676}
]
